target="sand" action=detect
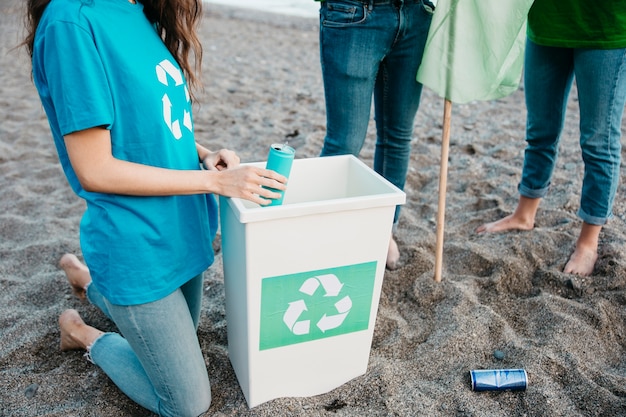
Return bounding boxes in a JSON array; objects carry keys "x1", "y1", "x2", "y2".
[{"x1": 1, "y1": 1, "x2": 626, "y2": 416}]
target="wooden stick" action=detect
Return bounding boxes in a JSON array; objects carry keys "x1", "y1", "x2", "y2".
[{"x1": 434, "y1": 98, "x2": 452, "y2": 282}]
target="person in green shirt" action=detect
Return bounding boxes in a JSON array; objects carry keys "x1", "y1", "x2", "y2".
[{"x1": 477, "y1": 1, "x2": 626, "y2": 276}]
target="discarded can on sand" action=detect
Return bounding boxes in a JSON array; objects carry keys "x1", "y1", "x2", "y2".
[
  {"x1": 470, "y1": 369, "x2": 527, "y2": 392},
  {"x1": 263, "y1": 143, "x2": 295, "y2": 206}
]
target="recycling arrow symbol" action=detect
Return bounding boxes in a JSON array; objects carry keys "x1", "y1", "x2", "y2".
[
  {"x1": 282, "y1": 274, "x2": 352, "y2": 335},
  {"x1": 156, "y1": 59, "x2": 192, "y2": 140}
]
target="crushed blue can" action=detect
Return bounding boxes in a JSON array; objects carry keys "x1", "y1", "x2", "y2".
[{"x1": 470, "y1": 369, "x2": 527, "y2": 392}]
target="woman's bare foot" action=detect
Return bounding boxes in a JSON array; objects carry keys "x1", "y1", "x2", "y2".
[
  {"x1": 563, "y1": 223, "x2": 601, "y2": 276},
  {"x1": 476, "y1": 196, "x2": 540, "y2": 234},
  {"x1": 59, "y1": 309, "x2": 103, "y2": 351},
  {"x1": 475, "y1": 213, "x2": 535, "y2": 234},
  {"x1": 386, "y1": 235, "x2": 400, "y2": 270},
  {"x1": 563, "y1": 246, "x2": 598, "y2": 276},
  {"x1": 58, "y1": 254, "x2": 91, "y2": 300}
]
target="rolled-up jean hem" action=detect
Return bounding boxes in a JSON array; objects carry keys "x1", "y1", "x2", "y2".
[
  {"x1": 577, "y1": 208, "x2": 611, "y2": 226},
  {"x1": 518, "y1": 183, "x2": 549, "y2": 199}
]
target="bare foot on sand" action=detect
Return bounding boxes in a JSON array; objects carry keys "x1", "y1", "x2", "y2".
[
  {"x1": 563, "y1": 246, "x2": 598, "y2": 276},
  {"x1": 563, "y1": 222, "x2": 601, "y2": 276},
  {"x1": 475, "y1": 213, "x2": 535, "y2": 234},
  {"x1": 59, "y1": 309, "x2": 103, "y2": 351},
  {"x1": 59, "y1": 254, "x2": 90, "y2": 300},
  {"x1": 386, "y1": 235, "x2": 400, "y2": 270},
  {"x1": 476, "y1": 196, "x2": 540, "y2": 234}
]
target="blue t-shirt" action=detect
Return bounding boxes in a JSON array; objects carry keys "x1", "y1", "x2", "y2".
[{"x1": 32, "y1": 0, "x2": 217, "y2": 305}]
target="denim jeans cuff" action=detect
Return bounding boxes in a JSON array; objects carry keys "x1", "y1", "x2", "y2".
[
  {"x1": 577, "y1": 208, "x2": 611, "y2": 226},
  {"x1": 518, "y1": 183, "x2": 549, "y2": 199},
  {"x1": 84, "y1": 281, "x2": 93, "y2": 300},
  {"x1": 86, "y1": 332, "x2": 115, "y2": 365}
]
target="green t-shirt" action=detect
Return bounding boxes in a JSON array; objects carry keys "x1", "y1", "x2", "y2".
[{"x1": 528, "y1": 0, "x2": 626, "y2": 49}]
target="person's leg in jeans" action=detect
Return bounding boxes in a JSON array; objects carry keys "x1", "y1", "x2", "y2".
[
  {"x1": 564, "y1": 46, "x2": 626, "y2": 275},
  {"x1": 319, "y1": 0, "x2": 396, "y2": 158},
  {"x1": 373, "y1": 0, "x2": 432, "y2": 267},
  {"x1": 320, "y1": 0, "x2": 398, "y2": 268},
  {"x1": 476, "y1": 42, "x2": 626, "y2": 275},
  {"x1": 477, "y1": 40, "x2": 573, "y2": 234},
  {"x1": 58, "y1": 255, "x2": 210, "y2": 417},
  {"x1": 320, "y1": 0, "x2": 432, "y2": 268}
]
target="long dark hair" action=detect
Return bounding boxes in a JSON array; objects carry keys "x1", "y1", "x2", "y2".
[{"x1": 23, "y1": 0, "x2": 204, "y2": 94}]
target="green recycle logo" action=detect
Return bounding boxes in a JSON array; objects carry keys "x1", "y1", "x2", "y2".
[
  {"x1": 283, "y1": 274, "x2": 352, "y2": 335},
  {"x1": 259, "y1": 262, "x2": 377, "y2": 350}
]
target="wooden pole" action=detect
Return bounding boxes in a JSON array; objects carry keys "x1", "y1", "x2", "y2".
[{"x1": 434, "y1": 99, "x2": 452, "y2": 282}]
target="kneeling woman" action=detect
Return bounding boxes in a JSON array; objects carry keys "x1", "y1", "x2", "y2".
[{"x1": 23, "y1": 0, "x2": 286, "y2": 415}]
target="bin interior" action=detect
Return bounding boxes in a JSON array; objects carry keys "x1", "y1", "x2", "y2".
[{"x1": 228, "y1": 155, "x2": 405, "y2": 223}]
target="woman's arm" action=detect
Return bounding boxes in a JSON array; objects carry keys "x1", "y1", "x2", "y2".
[{"x1": 64, "y1": 127, "x2": 286, "y2": 205}]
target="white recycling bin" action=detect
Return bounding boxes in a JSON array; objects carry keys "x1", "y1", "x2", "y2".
[{"x1": 219, "y1": 154, "x2": 405, "y2": 407}]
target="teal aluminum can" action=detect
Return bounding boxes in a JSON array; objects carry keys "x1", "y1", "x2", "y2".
[
  {"x1": 470, "y1": 369, "x2": 527, "y2": 392},
  {"x1": 264, "y1": 143, "x2": 295, "y2": 206}
]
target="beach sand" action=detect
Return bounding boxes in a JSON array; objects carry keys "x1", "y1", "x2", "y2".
[{"x1": 2, "y1": 1, "x2": 626, "y2": 416}]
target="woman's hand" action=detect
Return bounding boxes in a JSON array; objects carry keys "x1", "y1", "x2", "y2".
[
  {"x1": 210, "y1": 165, "x2": 287, "y2": 206},
  {"x1": 199, "y1": 146, "x2": 288, "y2": 204},
  {"x1": 202, "y1": 149, "x2": 240, "y2": 171}
]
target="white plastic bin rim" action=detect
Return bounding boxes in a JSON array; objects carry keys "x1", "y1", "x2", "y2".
[{"x1": 224, "y1": 155, "x2": 406, "y2": 223}]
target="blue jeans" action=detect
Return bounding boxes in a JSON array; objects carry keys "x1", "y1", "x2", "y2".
[
  {"x1": 521, "y1": 39, "x2": 626, "y2": 225},
  {"x1": 86, "y1": 274, "x2": 211, "y2": 417},
  {"x1": 319, "y1": 0, "x2": 433, "y2": 223}
]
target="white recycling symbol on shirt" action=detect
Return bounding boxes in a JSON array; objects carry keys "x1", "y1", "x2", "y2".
[
  {"x1": 155, "y1": 59, "x2": 193, "y2": 140},
  {"x1": 282, "y1": 274, "x2": 352, "y2": 335}
]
